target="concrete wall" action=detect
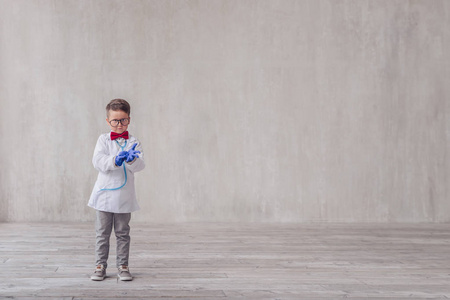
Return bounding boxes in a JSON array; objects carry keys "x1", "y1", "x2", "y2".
[{"x1": 1, "y1": 0, "x2": 449, "y2": 223}]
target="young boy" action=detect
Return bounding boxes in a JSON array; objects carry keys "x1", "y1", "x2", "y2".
[{"x1": 88, "y1": 99, "x2": 145, "y2": 281}]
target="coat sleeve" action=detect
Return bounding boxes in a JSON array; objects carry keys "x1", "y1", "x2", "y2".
[
  {"x1": 125, "y1": 138, "x2": 145, "y2": 173},
  {"x1": 92, "y1": 135, "x2": 119, "y2": 172}
]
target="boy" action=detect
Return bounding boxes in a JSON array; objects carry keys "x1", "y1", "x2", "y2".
[{"x1": 88, "y1": 99, "x2": 145, "y2": 281}]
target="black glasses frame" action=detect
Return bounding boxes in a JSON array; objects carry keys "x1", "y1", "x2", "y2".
[{"x1": 109, "y1": 118, "x2": 130, "y2": 127}]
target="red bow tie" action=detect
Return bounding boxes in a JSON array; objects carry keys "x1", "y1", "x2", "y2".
[{"x1": 111, "y1": 131, "x2": 129, "y2": 140}]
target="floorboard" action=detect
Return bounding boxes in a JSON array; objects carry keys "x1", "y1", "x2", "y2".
[{"x1": 1, "y1": 222, "x2": 449, "y2": 299}]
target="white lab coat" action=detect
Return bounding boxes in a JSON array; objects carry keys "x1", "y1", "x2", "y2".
[{"x1": 88, "y1": 133, "x2": 145, "y2": 213}]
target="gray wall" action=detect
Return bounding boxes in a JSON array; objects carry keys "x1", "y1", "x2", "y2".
[{"x1": 1, "y1": 0, "x2": 449, "y2": 223}]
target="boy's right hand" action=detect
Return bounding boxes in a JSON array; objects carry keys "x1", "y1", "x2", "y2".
[{"x1": 115, "y1": 151, "x2": 128, "y2": 167}]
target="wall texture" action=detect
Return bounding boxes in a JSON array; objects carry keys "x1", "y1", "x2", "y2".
[{"x1": 1, "y1": 0, "x2": 449, "y2": 222}]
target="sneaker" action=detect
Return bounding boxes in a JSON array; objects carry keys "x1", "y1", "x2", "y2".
[
  {"x1": 90, "y1": 265, "x2": 106, "y2": 281},
  {"x1": 118, "y1": 265, "x2": 133, "y2": 281}
]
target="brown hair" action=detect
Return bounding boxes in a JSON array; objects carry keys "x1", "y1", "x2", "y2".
[{"x1": 106, "y1": 99, "x2": 131, "y2": 117}]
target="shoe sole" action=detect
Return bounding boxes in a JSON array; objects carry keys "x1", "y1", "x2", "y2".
[
  {"x1": 118, "y1": 275, "x2": 133, "y2": 281},
  {"x1": 91, "y1": 276, "x2": 105, "y2": 281}
]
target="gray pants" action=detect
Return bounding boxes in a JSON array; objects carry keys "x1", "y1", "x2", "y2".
[{"x1": 95, "y1": 210, "x2": 131, "y2": 269}]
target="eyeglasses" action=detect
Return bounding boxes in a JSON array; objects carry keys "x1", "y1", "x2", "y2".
[{"x1": 109, "y1": 118, "x2": 130, "y2": 127}]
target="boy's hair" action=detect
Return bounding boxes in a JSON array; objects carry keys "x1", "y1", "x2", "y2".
[{"x1": 106, "y1": 99, "x2": 131, "y2": 117}]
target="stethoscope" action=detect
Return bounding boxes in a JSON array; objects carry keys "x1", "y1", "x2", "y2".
[{"x1": 99, "y1": 140, "x2": 128, "y2": 191}]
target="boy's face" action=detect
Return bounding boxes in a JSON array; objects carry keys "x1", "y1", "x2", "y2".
[{"x1": 107, "y1": 110, "x2": 130, "y2": 134}]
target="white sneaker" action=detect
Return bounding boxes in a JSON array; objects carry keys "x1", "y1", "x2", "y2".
[
  {"x1": 118, "y1": 265, "x2": 133, "y2": 281},
  {"x1": 90, "y1": 265, "x2": 106, "y2": 281}
]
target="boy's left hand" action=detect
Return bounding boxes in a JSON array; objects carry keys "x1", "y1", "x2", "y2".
[{"x1": 126, "y1": 143, "x2": 141, "y2": 163}]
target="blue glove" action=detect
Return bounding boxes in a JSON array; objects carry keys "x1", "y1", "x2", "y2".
[
  {"x1": 126, "y1": 143, "x2": 141, "y2": 163},
  {"x1": 115, "y1": 151, "x2": 128, "y2": 167}
]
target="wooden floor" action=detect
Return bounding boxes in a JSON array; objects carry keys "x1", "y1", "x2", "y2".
[{"x1": 0, "y1": 222, "x2": 449, "y2": 299}]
